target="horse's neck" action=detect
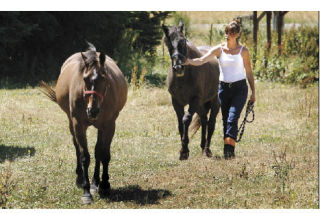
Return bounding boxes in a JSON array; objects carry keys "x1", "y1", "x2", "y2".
[
  {"x1": 187, "y1": 44, "x2": 202, "y2": 59},
  {"x1": 169, "y1": 68, "x2": 193, "y2": 86}
]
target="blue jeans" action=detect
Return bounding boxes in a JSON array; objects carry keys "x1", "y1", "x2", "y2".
[{"x1": 218, "y1": 79, "x2": 248, "y2": 140}]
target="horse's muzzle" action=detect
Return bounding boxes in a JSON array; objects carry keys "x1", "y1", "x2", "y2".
[
  {"x1": 173, "y1": 64, "x2": 185, "y2": 77},
  {"x1": 173, "y1": 64, "x2": 184, "y2": 70},
  {"x1": 87, "y1": 107, "x2": 100, "y2": 120}
]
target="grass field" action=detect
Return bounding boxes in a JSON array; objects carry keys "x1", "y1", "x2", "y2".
[{"x1": 0, "y1": 80, "x2": 318, "y2": 208}]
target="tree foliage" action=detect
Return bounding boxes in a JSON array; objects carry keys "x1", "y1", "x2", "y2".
[{"x1": 0, "y1": 11, "x2": 171, "y2": 84}]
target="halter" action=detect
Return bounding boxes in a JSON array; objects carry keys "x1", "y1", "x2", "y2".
[
  {"x1": 170, "y1": 41, "x2": 189, "y2": 60},
  {"x1": 171, "y1": 52, "x2": 187, "y2": 60},
  {"x1": 83, "y1": 90, "x2": 104, "y2": 101}
]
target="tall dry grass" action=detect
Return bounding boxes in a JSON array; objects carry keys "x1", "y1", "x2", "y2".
[
  {"x1": 178, "y1": 11, "x2": 318, "y2": 25},
  {"x1": 0, "y1": 81, "x2": 318, "y2": 208}
]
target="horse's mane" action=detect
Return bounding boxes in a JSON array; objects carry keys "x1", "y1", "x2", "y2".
[
  {"x1": 82, "y1": 42, "x2": 98, "y2": 68},
  {"x1": 186, "y1": 41, "x2": 203, "y2": 59}
]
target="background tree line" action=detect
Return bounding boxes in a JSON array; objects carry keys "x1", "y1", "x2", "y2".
[{"x1": 0, "y1": 11, "x2": 171, "y2": 85}]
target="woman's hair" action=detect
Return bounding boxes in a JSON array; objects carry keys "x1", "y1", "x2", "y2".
[{"x1": 224, "y1": 20, "x2": 241, "y2": 35}]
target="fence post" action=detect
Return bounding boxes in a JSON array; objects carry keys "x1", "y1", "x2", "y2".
[
  {"x1": 265, "y1": 11, "x2": 272, "y2": 68},
  {"x1": 273, "y1": 11, "x2": 277, "y2": 31},
  {"x1": 253, "y1": 11, "x2": 258, "y2": 70},
  {"x1": 209, "y1": 23, "x2": 213, "y2": 46}
]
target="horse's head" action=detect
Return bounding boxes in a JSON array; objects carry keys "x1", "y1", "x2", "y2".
[
  {"x1": 162, "y1": 20, "x2": 188, "y2": 77},
  {"x1": 81, "y1": 43, "x2": 109, "y2": 121}
]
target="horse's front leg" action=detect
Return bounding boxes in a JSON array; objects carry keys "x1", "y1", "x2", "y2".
[
  {"x1": 180, "y1": 98, "x2": 199, "y2": 160},
  {"x1": 90, "y1": 130, "x2": 102, "y2": 195},
  {"x1": 71, "y1": 117, "x2": 92, "y2": 204},
  {"x1": 95, "y1": 121, "x2": 115, "y2": 197},
  {"x1": 172, "y1": 98, "x2": 184, "y2": 140},
  {"x1": 206, "y1": 96, "x2": 220, "y2": 156}
]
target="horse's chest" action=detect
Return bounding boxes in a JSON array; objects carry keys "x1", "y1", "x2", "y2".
[{"x1": 169, "y1": 84, "x2": 194, "y2": 105}]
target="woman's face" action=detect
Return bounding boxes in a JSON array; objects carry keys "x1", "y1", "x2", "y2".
[{"x1": 225, "y1": 31, "x2": 239, "y2": 41}]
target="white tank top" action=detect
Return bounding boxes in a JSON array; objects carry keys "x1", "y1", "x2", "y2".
[{"x1": 218, "y1": 45, "x2": 246, "y2": 83}]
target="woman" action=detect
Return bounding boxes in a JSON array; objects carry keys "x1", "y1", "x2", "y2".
[{"x1": 185, "y1": 20, "x2": 255, "y2": 159}]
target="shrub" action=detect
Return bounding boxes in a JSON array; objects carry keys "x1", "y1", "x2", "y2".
[{"x1": 250, "y1": 25, "x2": 318, "y2": 85}]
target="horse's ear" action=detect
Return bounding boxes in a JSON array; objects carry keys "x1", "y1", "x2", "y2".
[
  {"x1": 81, "y1": 52, "x2": 88, "y2": 68},
  {"x1": 162, "y1": 24, "x2": 169, "y2": 38},
  {"x1": 178, "y1": 20, "x2": 184, "y2": 33},
  {"x1": 99, "y1": 52, "x2": 107, "y2": 78},
  {"x1": 99, "y1": 52, "x2": 105, "y2": 67}
]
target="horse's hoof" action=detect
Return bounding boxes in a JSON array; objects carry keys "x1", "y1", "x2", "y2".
[
  {"x1": 179, "y1": 151, "x2": 189, "y2": 160},
  {"x1": 90, "y1": 184, "x2": 99, "y2": 195},
  {"x1": 81, "y1": 194, "x2": 93, "y2": 205},
  {"x1": 203, "y1": 148, "x2": 213, "y2": 158}
]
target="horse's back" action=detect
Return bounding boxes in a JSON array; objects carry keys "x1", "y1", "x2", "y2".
[
  {"x1": 55, "y1": 53, "x2": 83, "y2": 114},
  {"x1": 199, "y1": 59, "x2": 220, "y2": 103},
  {"x1": 60, "y1": 53, "x2": 82, "y2": 74},
  {"x1": 104, "y1": 55, "x2": 128, "y2": 112},
  {"x1": 195, "y1": 46, "x2": 220, "y2": 103},
  {"x1": 197, "y1": 46, "x2": 212, "y2": 55}
]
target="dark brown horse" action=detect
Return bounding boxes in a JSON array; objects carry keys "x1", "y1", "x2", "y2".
[
  {"x1": 40, "y1": 43, "x2": 127, "y2": 204},
  {"x1": 162, "y1": 21, "x2": 220, "y2": 160}
]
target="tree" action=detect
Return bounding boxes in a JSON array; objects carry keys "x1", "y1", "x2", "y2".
[{"x1": 0, "y1": 11, "x2": 171, "y2": 84}]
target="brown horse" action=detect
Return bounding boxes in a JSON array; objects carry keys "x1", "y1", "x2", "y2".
[
  {"x1": 40, "y1": 42, "x2": 127, "y2": 204},
  {"x1": 162, "y1": 21, "x2": 220, "y2": 160}
]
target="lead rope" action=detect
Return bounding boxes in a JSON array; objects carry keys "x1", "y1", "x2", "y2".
[{"x1": 236, "y1": 100, "x2": 255, "y2": 142}]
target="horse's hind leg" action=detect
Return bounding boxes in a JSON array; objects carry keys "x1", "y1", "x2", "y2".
[
  {"x1": 199, "y1": 103, "x2": 211, "y2": 157},
  {"x1": 68, "y1": 118, "x2": 83, "y2": 188},
  {"x1": 206, "y1": 96, "x2": 220, "y2": 154},
  {"x1": 71, "y1": 117, "x2": 92, "y2": 204}
]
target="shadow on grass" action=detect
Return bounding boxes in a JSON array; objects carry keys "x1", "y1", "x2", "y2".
[
  {"x1": 0, "y1": 145, "x2": 35, "y2": 163},
  {"x1": 103, "y1": 185, "x2": 172, "y2": 205}
]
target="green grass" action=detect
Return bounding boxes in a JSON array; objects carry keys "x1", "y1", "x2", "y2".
[{"x1": 0, "y1": 81, "x2": 318, "y2": 208}]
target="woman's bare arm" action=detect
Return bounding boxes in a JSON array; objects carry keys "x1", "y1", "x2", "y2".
[
  {"x1": 242, "y1": 47, "x2": 256, "y2": 103},
  {"x1": 185, "y1": 45, "x2": 221, "y2": 66}
]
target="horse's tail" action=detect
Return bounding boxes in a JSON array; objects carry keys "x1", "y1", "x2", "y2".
[
  {"x1": 189, "y1": 113, "x2": 201, "y2": 138},
  {"x1": 39, "y1": 81, "x2": 57, "y2": 103}
]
